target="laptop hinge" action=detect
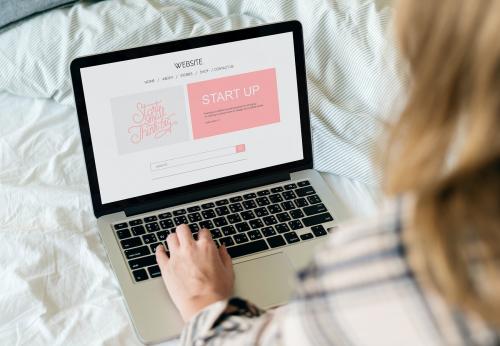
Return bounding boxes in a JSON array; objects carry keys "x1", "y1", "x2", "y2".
[{"x1": 124, "y1": 171, "x2": 291, "y2": 217}]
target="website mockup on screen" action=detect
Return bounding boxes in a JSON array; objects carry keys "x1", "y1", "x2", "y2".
[{"x1": 80, "y1": 32, "x2": 304, "y2": 204}]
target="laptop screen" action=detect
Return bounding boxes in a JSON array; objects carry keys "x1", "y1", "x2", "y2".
[{"x1": 80, "y1": 32, "x2": 303, "y2": 204}]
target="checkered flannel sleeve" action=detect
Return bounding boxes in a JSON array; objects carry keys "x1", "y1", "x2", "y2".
[{"x1": 180, "y1": 202, "x2": 497, "y2": 346}]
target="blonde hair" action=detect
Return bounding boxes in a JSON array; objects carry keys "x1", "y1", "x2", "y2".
[{"x1": 387, "y1": 0, "x2": 500, "y2": 325}]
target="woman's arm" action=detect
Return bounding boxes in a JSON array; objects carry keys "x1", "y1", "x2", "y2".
[{"x1": 155, "y1": 225, "x2": 285, "y2": 345}]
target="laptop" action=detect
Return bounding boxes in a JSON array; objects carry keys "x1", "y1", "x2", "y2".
[{"x1": 70, "y1": 20, "x2": 345, "y2": 344}]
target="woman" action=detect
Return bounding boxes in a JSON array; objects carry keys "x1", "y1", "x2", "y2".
[{"x1": 155, "y1": 0, "x2": 500, "y2": 344}]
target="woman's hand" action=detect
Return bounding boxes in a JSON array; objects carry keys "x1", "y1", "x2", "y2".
[{"x1": 155, "y1": 224, "x2": 235, "y2": 322}]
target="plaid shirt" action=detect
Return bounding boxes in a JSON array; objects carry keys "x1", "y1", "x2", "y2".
[{"x1": 180, "y1": 199, "x2": 499, "y2": 346}]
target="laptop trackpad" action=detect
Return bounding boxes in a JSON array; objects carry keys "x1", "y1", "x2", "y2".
[{"x1": 233, "y1": 252, "x2": 294, "y2": 309}]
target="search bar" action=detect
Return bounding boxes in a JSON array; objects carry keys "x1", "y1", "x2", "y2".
[{"x1": 150, "y1": 144, "x2": 246, "y2": 178}]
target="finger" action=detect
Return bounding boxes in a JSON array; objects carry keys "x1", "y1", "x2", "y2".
[
  {"x1": 176, "y1": 224, "x2": 194, "y2": 246},
  {"x1": 155, "y1": 244, "x2": 169, "y2": 272},
  {"x1": 166, "y1": 232, "x2": 180, "y2": 252},
  {"x1": 218, "y1": 245, "x2": 233, "y2": 270},
  {"x1": 197, "y1": 228, "x2": 212, "y2": 243}
]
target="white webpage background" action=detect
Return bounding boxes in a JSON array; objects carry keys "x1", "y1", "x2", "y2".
[{"x1": 81, "y1": 32, "x2": 303, "y2": 204}]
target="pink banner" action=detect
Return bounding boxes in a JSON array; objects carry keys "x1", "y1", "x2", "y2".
[{"x1": 187, "y1": 68, "x2": 280, "y2": 139}]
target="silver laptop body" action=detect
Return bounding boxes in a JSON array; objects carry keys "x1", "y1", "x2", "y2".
[{"x1": 70, "y1": 21, "x2": 348, "y2": 343}]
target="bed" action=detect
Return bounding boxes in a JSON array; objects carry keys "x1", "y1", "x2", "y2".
[{"x1": 0, "y1": 0, "x2": 400, "y2": 344}]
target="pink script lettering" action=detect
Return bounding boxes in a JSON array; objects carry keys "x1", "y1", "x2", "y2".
[{"x1": 128, "y1": 101, "x2": 177, "y2": 144}]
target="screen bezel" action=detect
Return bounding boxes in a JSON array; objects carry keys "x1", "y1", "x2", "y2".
[{"x1": 70, "y1": 20, "x2": 312, "y2": 217}]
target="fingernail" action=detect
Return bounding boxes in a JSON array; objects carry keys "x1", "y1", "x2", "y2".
[{"x1": 156, "y1": 245, "x2": 163, "y2": 252}]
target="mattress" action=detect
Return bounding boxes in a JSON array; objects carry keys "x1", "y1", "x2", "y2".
[
  {"x1": 0, "y1": 0, "x2": 395, "y2": 344},
  {"x1": 0, "y1": 90, "x2": 381, "y2": 345}
]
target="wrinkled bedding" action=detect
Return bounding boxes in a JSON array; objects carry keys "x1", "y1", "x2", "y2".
[{"x1": 0, "y1": 0, "x2": 394, "y2": 344}]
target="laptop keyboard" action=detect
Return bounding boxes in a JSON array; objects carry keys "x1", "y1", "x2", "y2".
[{"x1": 112, "y1": 180, "x2": 334, "y2": 282}]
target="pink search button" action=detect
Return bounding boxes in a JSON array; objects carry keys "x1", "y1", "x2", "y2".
[{"x1": 235, "y1": 144, "x2": 246, "y2": 153}]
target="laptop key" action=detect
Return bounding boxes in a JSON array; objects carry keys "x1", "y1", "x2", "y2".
[
  {"x1": 269, "y1": 194, "x2": 283, "y2": 203},
  {"x1": 188, "y1": 212, "x2": 202, "y2": 223},
  {"x1": 129, "y1": 219, "x2": 143, "y2": 226},
  {"x1": 144, "y1": 216, "x2": 158, "y2": 223},
  {"x1": 229, "y1": 203, "x2": 243, "y2": 213},
  {"x1": 227, "y1": 213, "x2": 242, "y2": 224},
  {"x1": 284, "y1": 183, "x2": 297, "y2": 190},
  {"x1": 215, "y1": 199, "x2": 229, "y2": 206},
  {"x1": 202, "y1": 209, "x2": 216, "y2": 219},
  {"x1": 267, "y1": 235, "x2": 286, "y2": 248},
  {"x1": 210, "y1": 229, "x2": 222, "y2": 239},
  {"x1": 242, "y1": 200, "x2": 257, "y2": 210},
  {"x1": 150, "y1": 242, "x2": 161, "y2": 253},
  {"x1": 307, "y1": 195, "x2": 322, "y2": 204},
  {"x1": 302, "y1": 213, "x2": 333, "y2": 227},
  {"x1": 132, "y1": 269, "x2": 148, "y2": 282},
  {"x1": 173, "y1": 209, "x2": 186, "y2": 216},
  {"x1": 121, "y1": 237, "x2": 142, "y2": 249},
  {"x1": 229, "y1": 196, "x2": 243, "y2": 203},
  {"x1": 303, "y1": 203, "x2": 327, "y2": 216},
  {"x1": 131, "y1": 225, "x2": 146, "y2": 236},
  {"x1": 117, "y1": 228, "x2": 131, "y2": 239},
  {"x1": 189, "y1": 223, "x2": 199, "y2": 232},
  {"x1": 235, "y1": 222, "x2": 250, "y2": 233},
  {"x1": 295, "y1": 198, "x2": 309, "y2": 208},
  {"x1": 202, "y1": 202, "x2": 215, "y2": 209},
  {"x1": 289, "y1": 220, "x2": 303, "y2": 230},
  {"x1": 295, "y1": 186, "x2": 316, "y2": 197},
  {"x1": 158, "y1": 212, "x2": 172, "y2": 219},
  {"x1": 213, "y1": 217, "x2": 228, "y2": 227},
  {"x1": 233, "y1": 233, "x2": 249, "y2": 244},
  {"x1": 222, "y1": 225, "x2": 237, "y2": 236},
  {"x1": 157, "y1": 230, "x2": 168, "y2": 241},
  {"x1": 160, "y1": 219, "x2": 174, "y2": 229},
  {"x1": 282, "y1": 191, "x2": 296, "y2": 200},
  {"x1": 262, "y1": 215, "x2": 278, "y2": 226},
  {"x1": 290, "y1": 209, "x2": 305, "y2": 219},
  {"x1": 284, "y1": 231, "x2": 300, "y2": 244},
  {"x1": 257, "y1": 189, "x2": 270, "y2": 196},
  {"x1": 276, "y1": 212, "x2": 291, "y2": 223},
  {"x1": 256, "y1": 197, "x2": 270, "y2": 206},
  {"x1": 254, "y1": 207, "x2": 269, "y2": 217},
  {"x1": 281, "y1": 201, "x2": 295, "y2": 211},
  {"x1": 187, "y1": 206, "x2": 201, "y2": 213},
  {"x1": 220, "y1": 236, "x2": 235, "y2": 247},
  {"x1": 215, "y1": 206, "x2": 230, "y2": 216},
  {"x1": 174, "y1": 216, "x2": 188, "y2": 225},
  {"x1": 270, "y1": 186, "x2": 284, "y2": 193},
  {"x1": 147, "y1": 265, "x2": 162, "y2": 278},
  {"x1": 247, "y1": 230, "x2": 263, "y2": 240},
  {"x1": 311, "y1": 225, "x2": 328, "y2": 237},
  {"x1": 114, "y1": 223, "x2": 128, "y2": 230},
  {"x1": 261, "y1": 226, "x2": 276, "y2": 237},
  {"x1": 142, "y1": 234, "x2": 157, "y2": 244},
  {"x1": 145, "y1": 222, "x2": 160, "y2": 232},
  {"x1": 243, "y1": 193, "x2": 256, "y2": 200},
  {"x1": 227, "y1": 239, "x2": 268, "y2": 258},
  {"x1": 199, "y1": 220, "x2": 214, "y2": 229},
  {"x1": 241, "y1": 210, "x2": 256, "y2": 220},
  {"x1": 129, "y1": 255, "x2": 156, "y2": 270},
  {"x1": 267, "y1": 204, "x2": 282, "y2": 214},
  {"x1": 249, "y1": 219, "x2": 264, "y2": 229},
  {"x1": 300, "y1": 233, "x2": 314, "y2": 241},
  {"x1": 275, "y1": 223, "x2": 290, "y2": 234},
  {"x1": 297, "y1": 180, "x2": 311, "y2": 187},
  {"x1": 125, "y1": 246, "x2": 150, "y2": 259}
]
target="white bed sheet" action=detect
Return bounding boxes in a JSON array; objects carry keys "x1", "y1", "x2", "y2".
[{"x1": 0, "y1": 90, "x2": 381, "y2": 345}]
